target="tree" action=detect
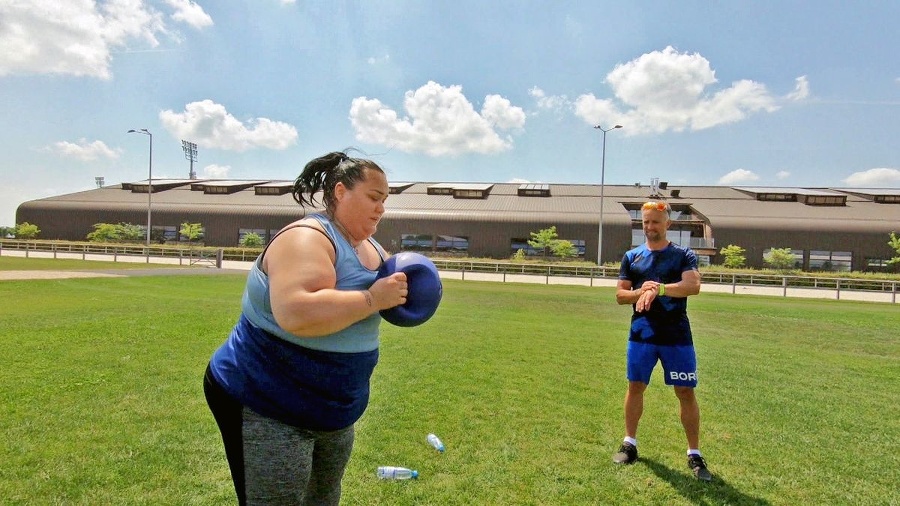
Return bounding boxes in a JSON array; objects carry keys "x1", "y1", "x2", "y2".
[
  {"x1": 888, "y1": 232, "x2": 900, "y2": 270},
  {"x1": 551, "y1": 239, "x2": 578, "y2": 259},
  {"x1": 0, "y1": 226, "x2": 15, "y2": 238},
  {"x1": 119, "y1": 223, "x2": 145, "y2": 242},
  {"x1": 720, "y1": 244, "x2": 746, "y2": 268},
  {"x1": 240, "y1": 232, "x2": 263, "y2": 248},
  {"x1": 763, "y1": 247, "x2": 797, "y2": 271},
  {"x1": 86, "y1": 223, "x2": 145, "y2": 243},
  {"x1": 180, "y1": 222, "x2": 204, "y2": 244},
  {"x1": 528, "y1": 226, "x2": 559, "y2": 259},
  {"x1": 87, "y1": 223, "x2": 122, "y2": 242},
  {"x1": 15, "y1": 222, "x2": 40, "y2": 239}
]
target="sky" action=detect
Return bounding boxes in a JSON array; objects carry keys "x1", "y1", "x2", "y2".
[{"x1": 2, "y1": 1, "x2": 899, "y2": 227}]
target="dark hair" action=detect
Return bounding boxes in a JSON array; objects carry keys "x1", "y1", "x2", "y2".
[{"x1": 292, "y1": 151, "x2": 385, "y2": 212}]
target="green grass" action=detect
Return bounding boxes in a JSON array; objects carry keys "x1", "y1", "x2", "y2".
[
  {"x1": 0, "y1": 267, "x2": 897, "y2": 505},
  {"x1": 0, "y1": 256, "x2": 190, "y2": 271}
]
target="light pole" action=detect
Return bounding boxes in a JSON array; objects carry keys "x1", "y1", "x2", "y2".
[
  {"x1": 127, "y1": 128, "x2": 152, "y2": 247},
  {"x1": 594, "y1": 124, "x2": 622, "y2": 266}
]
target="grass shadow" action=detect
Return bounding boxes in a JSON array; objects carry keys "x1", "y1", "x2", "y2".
[{"x1": 641, "y1": 458, "x2": 771, "y2": 506}]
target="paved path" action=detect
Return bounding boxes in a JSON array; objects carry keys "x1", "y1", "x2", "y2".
[{"x1": 1, "y1": 249, "x2": 896, "y2": 303}]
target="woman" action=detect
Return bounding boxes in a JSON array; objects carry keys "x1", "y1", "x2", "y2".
[{"x1": 204, "y1": 151, "x2": 408, "y2": 505}]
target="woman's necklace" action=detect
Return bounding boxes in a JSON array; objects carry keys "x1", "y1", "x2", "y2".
[{"x1": 330, "y1": 215, "x2": 361, "y2": 255}]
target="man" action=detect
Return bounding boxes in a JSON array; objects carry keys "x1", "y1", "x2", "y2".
[{"x1": 611, "y1": 200, "x2": 711, "y2": 481}]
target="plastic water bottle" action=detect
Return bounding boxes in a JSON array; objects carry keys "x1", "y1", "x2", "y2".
[
  {"x1": 426, "y1": 433, "x2": 445, "y2": 453},
  {"x1": 377, "y1": 466, "x2": 418, "y2": 480}
]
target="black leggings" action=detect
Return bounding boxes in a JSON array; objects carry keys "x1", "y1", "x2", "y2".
[{"x1": 204, "y1": 364, "x2": 247, "y2": 505}]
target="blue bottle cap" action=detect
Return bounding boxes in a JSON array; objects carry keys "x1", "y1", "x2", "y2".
[{"x1": 411, "y1": 470, "x2": 419, "y2": 479}]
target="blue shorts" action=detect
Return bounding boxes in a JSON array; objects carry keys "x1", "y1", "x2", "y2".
[{"x1": 626, "y1": 341, "x2": 698, "y2": 387}]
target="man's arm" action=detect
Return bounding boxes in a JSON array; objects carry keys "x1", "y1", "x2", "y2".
[
  {"x1": 659, "y1": 268, "x2": 701, "y2": 298},
  {"x1": 616, "y1": 279, "x2": 658, "y2": 305}
]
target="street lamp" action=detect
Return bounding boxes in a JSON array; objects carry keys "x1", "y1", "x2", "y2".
[
  {"x1": 127, "y1": 128, "x2": 152, "y2": 247},
  {"x1": 594, "y1": 124, "x2": 622, "y2": 265}
]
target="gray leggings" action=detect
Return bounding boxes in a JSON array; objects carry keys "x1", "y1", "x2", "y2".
[
  {"x1": 242, "y1": 407, "x2": 355, "y2": 505},
  {"x1": 204, "y1": 365, "x2": 355, "y2": 505}
]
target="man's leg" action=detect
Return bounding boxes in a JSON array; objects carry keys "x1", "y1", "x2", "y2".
[
  {"x1": 673, "y1": 386, "x2": 700, "y2": 449},
  {"x1": 625, "y1": 381, "x2": 648, "y2": 440},
  {"x1": 614, "y1": 341, "x2": 656, "y2": 464},
  {"x1": 674, "y1": 384, "x2": 711, "y2": 481}
]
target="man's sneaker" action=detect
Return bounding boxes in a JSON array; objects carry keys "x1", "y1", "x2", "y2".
[
  {"x1": 612, "y1": 442, "x2": 638, "y2": 464},
  {"x1": 687, "y1": 454, "x2": 712, "y2": 481}
]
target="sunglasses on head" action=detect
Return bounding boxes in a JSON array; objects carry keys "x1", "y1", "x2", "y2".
[{"x1": 642, "y1": 201, "x2": 669, "y2": 211}]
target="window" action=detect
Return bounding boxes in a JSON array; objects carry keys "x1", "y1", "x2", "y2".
[
  {"x1": 155, "y1": 226, "x2": 177, "y2": 242},
  {"x1": 426, "y1": 185, "x2": 454, "y2": 195},
  {"x1": 809, "y1": 250, "x2": 852, "y2": 272},
  {"x1": 435, "y1": 235, "x2": 469, "y2": 252},
  {"x1": 255, "y1": 186, "x2": 290, "y2": 195},
  {"x1": 454, "y1": 189, "x2": 485, "y2": 199},
  {"x1": 518, "y1": 184, "x2": 550, "y2": 197},
  {"x1": 510, "y1": 238, "x2": 541, "y2": 256},
  {"x1": 401, "y1": 234, "x2": 433, "y2": 251},
  {"x1": 757, "y1": 193, "x2": 796, "y2": 202},
  {"x1": 865, "y1": 258, "x2": 891, "y2": 272},
  {"x1": 562, "y1": 239, "x2": 586, "y2": 257},
  {"x1": 803, "y1": 195, "x2": 846, "y2": 206},
  {"x1": 389, "y1": 183, "x2": 414, "y2": 194}
]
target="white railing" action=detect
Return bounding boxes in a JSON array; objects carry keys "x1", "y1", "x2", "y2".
[{"x1": 2, "y1": 239, "x2": 897, "y2": 303}]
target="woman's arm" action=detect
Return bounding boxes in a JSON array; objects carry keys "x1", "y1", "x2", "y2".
[{"x1": 266, "y1": 226, "x2": 406, "y2": 337}]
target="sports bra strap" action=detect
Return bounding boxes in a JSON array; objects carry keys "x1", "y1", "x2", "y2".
[{"x1": 258, "y1": 223, "x2": 336, "y2": 268}]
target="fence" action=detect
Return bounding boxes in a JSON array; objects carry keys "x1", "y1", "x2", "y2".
[
  {"x1": 0, "y1": 239, "x2": 224, "y2": 267},
  {"x1": 1, "y1": 240, "x2": 897, "y2": 303}
]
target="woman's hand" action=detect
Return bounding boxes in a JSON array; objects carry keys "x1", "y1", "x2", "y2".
[{"x1": 368, "y1": 272, "x2": 408, "y2": 310}]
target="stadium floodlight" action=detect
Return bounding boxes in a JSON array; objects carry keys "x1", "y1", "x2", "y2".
[
  {"x1": 182, "y1": 140, "x2": 198, "y2": 179},
  {"x1": 594, "y1": 124, "x2": 623, "y2": 265},
  {"x1": 127, "y1": 129, "x2": 153, "y2": 247}
]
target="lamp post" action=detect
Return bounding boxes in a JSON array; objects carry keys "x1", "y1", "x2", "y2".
[
  {"x1": 127, "y1": 128, "x2": 152, "y2": 247},
  {"x1": 594, "y1": 124, "x2": 622, "y2": 266}
]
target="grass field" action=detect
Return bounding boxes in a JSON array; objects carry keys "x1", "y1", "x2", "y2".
[{"x1": 0, "y1": 259, "x2": 897, "y2": 505}]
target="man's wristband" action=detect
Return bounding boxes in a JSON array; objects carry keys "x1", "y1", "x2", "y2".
[{"x1": 658, "y1": 283, "x2": 666, "y2": 296}]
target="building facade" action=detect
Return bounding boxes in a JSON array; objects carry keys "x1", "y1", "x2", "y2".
[{"x1": 15, "y1": 178, "x2": 900, "y2": 271}]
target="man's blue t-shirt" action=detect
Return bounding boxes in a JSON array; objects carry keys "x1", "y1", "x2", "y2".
[{"x1": 619, "y1": 242, "x2": 698, "y2": 346}]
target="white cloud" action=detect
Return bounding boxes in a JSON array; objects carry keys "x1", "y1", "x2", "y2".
[
  {"x1": 159, "y1": 100, "x2": 299, "y2": 152},
  {"x1": 164, "y1": 0, "x2": 213, "y2": 29},
  {"x1": 574, "y1": 46, "x2": 780, "y2": 134},
  {"x1": 776, "y1": 170, "x2": 791, "y2": 180},
  {"x1": 349, "y1": 81, "x2": 526, "y2": 156},
  {"x1": 46, "y1": 139, "x2": 121, "y2": 161},
  {"x1": 718, "y1": 169, "x2": 760, "y2": 185},
  {"x1": 785, "y1": 76, "x2": 810, "y2": 101},
  {"x1": 529, "y1": 86, "x2": 569, "y2": 112},
  {"x1": 842, "y1": 168, "x2": 900, "y2": 186},
  {"x1": 202, "y1": 164, "x2": 231, "y2": 178},
  {"x1": 0, "y1": 0, "x2": 214, "y2": 79},
  {"x1": 367, "y1": 54, "x2": 391, "y2": 65}
]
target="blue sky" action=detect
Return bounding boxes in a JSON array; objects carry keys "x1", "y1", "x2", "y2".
[{"x1": 2, "y1": 1, "x2": 899, "y2": 226}]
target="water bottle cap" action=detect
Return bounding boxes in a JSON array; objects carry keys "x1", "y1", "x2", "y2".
[{"x1": 411, "y1": 470, "x2": 419, "y2": 479}]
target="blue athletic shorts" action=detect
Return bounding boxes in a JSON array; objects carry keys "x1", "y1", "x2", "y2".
[{"x1": 626, "y1": 341, "x2": 698, "y2": 387}]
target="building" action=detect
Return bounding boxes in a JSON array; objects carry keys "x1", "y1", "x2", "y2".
[{"x1": 15, "y1": 178, "x2": 900, "y2": 271}]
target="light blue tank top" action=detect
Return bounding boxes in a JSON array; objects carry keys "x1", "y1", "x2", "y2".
[{"x1": 240, "y1": 213, "x2": 384, "y2": 353}]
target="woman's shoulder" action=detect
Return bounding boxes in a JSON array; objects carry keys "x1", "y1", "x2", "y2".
[{"x1": 279, "y1": 215, "x2": 327, "y2": 234}]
